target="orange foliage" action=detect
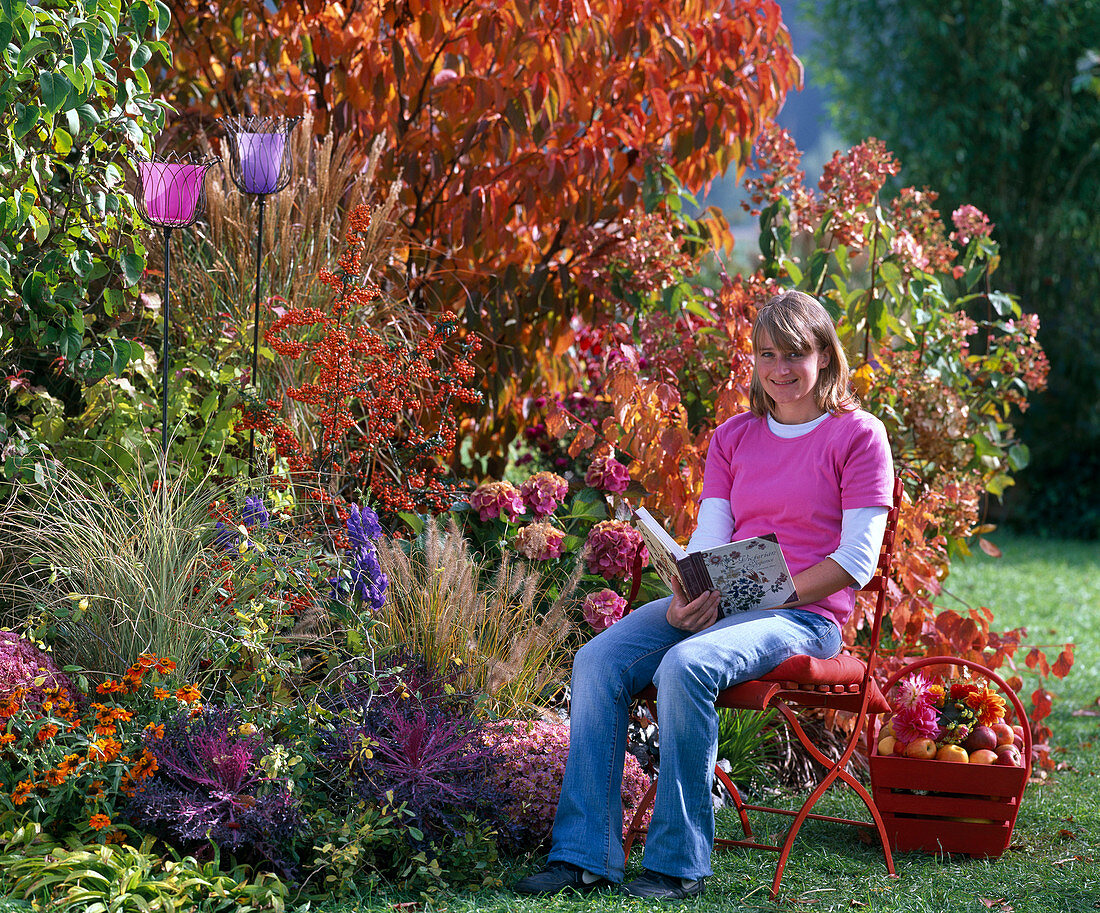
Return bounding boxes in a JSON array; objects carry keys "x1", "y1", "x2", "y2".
[{"x1": 161, "y1": 0, "x2": 800, "y2": 463}]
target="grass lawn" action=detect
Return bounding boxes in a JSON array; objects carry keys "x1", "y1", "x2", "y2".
[{"x1": 5, "y1": 536, "x2": 1098, "y2": 913}]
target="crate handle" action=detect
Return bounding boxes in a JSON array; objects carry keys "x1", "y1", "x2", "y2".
[{"x1": 869, "y1": 656, "x2": 1032, "y2": 780}]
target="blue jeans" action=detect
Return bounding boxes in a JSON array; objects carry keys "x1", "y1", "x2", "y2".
[{"x1": 547, "y1": 596, "x2": 842, "y2": 882}]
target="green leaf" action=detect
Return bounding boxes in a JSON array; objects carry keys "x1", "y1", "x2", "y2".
[
  {"x1": 38, "y1": 70, "x2": 69, "y2": 114},
  {"x1": 17, "y1": 36, "x2": 50, "y2": 70},
  {"x1": 120, "y1": 251, "x2": 144, "y2": 285},
  {"x1": 154, "y1": 1, "x2": 171, "y2": 37},
  {"x1": 28, "y1": 206, "x2": 48, "y2": 242},
  {"x1": 14, "y1": 101, "x2": 39, "y2": 138},
  {"x1": 129, "y1": 2, "x2": 150, "y2": 35}
]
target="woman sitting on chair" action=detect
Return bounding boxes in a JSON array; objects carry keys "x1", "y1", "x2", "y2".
[{"x1": 514, "y1": 290, "x2": 894, "y2": 901}]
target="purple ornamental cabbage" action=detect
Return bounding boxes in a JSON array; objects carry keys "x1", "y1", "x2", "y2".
[{"x1": 125, "y1": 706, "x2": 303, "y2": 878}]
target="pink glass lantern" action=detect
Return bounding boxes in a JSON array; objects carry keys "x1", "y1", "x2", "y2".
[{"x1": 133, "y1": 151, "x2": 218, "y2": 454}]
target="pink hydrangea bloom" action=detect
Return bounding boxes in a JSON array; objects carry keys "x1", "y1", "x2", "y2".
[
  {"x1": 584, "y1": 520, "x2": 647, "y2": 581},
  {"x1": 584, "y1": 455, "x2": 630, "y2": 493},
  {"x1": 583, "y1": 589, "x2": 628, "y2": 632},
  {"x1": 892, "y1": 703, "x2": 941, "y2": 746},
  {"x1": 481, "y1": 719, "x2": 651, "y2": 852},
  {"x1": 950, "y1": 204, "x2": 994, "y2": 245},
  {"x1": 513, "y1": 522, "x2": 566, "y2": 561},
  {"x1": 468, "y1": 480, "x2": 526, "y2": 522},
  {"x1": 519, "y1": 471, "x2": 569, "y2": 518}
]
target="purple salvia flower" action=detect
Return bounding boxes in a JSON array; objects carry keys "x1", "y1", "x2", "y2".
[
  {"x1": 347, "y1": 504, "x2": 382, "y2": 549},
  {"x1": 242, "y1": 495, "x2": 270, "y2": 529}
]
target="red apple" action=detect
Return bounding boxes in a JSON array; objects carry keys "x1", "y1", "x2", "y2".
[
  {"x1": 992, "y1": 721, "x2": 1015, "y2": 746},
  {"x1": 964, "y1": 725, "x2": 997, "y2": 753},
  {"x1": 995, "y1": 744, "x2": 1022, "y2": 766}
]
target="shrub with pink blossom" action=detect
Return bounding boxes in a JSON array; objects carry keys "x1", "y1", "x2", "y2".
[
  {"x1": 583, "y1": 589, "x2": 627, "y2": 632},
  {"x1": 513, "y1": 522, "x2": 566, "y2": 561},
  {"x1": 481, "y1": 719, "x2": 651, "y2": 853},
  {"x1": 584, "y1": 455, "x2": 630, "y2": 493},
  {"x1": 584, "y1": 520, "x2": 647, "y2": 581},
  {"x1": 468, "y1": 480, "x2": 526, "y2": 522},
  {"x1": 0, "y1": 632, "x2": 75, "y2": 709},
  {"x1": 519, "y1": 471, "x2": 569, "y2": 518},
  {"x1": 950, "y1": 204, "x2": 994, "y2": 246}
]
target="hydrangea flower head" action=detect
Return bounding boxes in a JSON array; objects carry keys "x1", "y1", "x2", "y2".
[
  {"x1": 519, "y1": 472, "x2": 569, "y2": 518},
  {"x1": 584, "y1": 455, "x2": 630, "y2": 493},
  {"x1": 583, "y1": 589, "x2": 627, "y2": 632},
  {"x1": 469, "y1": 480, "x2": 526, "y2": 522},
  {"x1": 584, "y1": 520, "x2": 646, "y2": 581},
  {"x1": 513, "y1": 522, "x2": 566, "y2": 561},
  {"x1": 950, "y1": 204, "x2": 994, "y2": 245}
]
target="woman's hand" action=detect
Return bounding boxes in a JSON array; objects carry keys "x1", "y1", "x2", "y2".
[{"x1": 667, "y1": 577, "x2": 720, "y2": 632}]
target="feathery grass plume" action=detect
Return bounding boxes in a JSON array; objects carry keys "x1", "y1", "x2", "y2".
[
  {"x1": 373, "y1": 518, "x2": 579, "y2": 717},
  {"x1": 0, "y1": 449, "x2": 229, "y2": 682}
]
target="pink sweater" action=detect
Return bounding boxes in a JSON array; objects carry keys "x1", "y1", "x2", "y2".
[{"x1": 700, "y1": 409, "x2": 893, "y2": 627}]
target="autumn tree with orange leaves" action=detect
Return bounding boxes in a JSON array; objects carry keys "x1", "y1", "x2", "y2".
[{"x1": 159, "y1": 0, "x2": 800, "y2": 466}]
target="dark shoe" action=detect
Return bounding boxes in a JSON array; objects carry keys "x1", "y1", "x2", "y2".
[
  {"x1": 514, "y1": 861, "x2": 613, "y2": 895},
  {"x1": 623, "y1": 868, "x2": 705, "y2": 900}
]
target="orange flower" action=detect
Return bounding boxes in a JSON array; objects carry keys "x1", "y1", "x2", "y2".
[
  {"x1": 134, "y1": 655, "x2": 157, "y2": 670},
  {"x1": 36, "y1": 724, "x2": 59, "y2": 743},
  {"x1": 153, "y1": 687, "x2": 169, "y2": 701},
  {"x1": 87, "y1": 780, "x2": 105, "y2": 798},
  {"x1": 88, "y1": 813, "x2": 111, "y2": 830},
  {"x1": 0, "y1": 693, "x2": 23, "y2": 719},
  {"x1": 144, "y1": 723, "x2": 165, "y2": 740},
  {"x1": 0, "y1": 732, "x2": 15, "y2": 746},
  {"x1": 58, "y1": 754, "x2": 82, "y2": 775},
  {"x1": 175, "y1": 684, "x2": 202, "y2": 704},
  {"x1": 96, "y1": 680, "x2": 122, "y2": 695},
  {"x1": 965, "y1": 685, "x2": 1007, "y2": 727},
  {"x1": 927, "y1": 684, "x2": 946, "y2": 706},
  {"x1": 154, "y1": 657, "x2": 176, "y2": 674},
  {"x1": 950, "y1": 681, "x2": 980, "y2": 700},
  {"x1": 87, "y1": 738, "x2": 122, "y2": 763},
  {"x1": 11, "y1": 780, "x2": 34, "y2": 805},
  {"x1": 45, "y1": 767, "x2": 67, "y2": 786},
  {"x1": 105, "y1": 830, "x2": 129, "y2": 845}
]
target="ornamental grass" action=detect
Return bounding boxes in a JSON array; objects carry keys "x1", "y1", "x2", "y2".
[{"x1": 373, "y1": 518, "x2": 580, "y2": 718}]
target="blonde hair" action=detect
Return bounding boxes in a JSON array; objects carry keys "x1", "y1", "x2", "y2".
[{"x1": 748, "y1": 290, "x2": 856, "y2": 418}]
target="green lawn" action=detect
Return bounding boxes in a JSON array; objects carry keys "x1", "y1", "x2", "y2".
[{"x1": 308, "y1": 534, "x2": 1100, "y2": 913}]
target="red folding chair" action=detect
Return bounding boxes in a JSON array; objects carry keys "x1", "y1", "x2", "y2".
[{"x1": 623, "y1": 476, "x2": 904, "y2": 898}]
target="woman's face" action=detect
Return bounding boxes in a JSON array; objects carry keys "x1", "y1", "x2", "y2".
[{"x1": 754, "y1": 328, "x2": 830, "y2": 424}]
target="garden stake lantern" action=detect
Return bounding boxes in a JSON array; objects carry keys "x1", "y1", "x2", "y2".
[
  {"x1": 135, "y1": 153, "x2": 217, "y2": 455},
  {"x1": 221, "y1": 115, "x2": 302, "y2": 477}
]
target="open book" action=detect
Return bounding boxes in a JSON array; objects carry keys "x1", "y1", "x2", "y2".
[{"x1": 633, "y1": 507, "x2": 799, "y2": 618}]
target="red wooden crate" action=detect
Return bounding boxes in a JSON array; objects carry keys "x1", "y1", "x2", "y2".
[{"x1": 868, "y1": 658, "x2": 1031, "y2": 858}]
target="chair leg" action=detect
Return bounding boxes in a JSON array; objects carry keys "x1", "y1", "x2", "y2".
[
  {"x1": 623, "y1": 773, "x2": 658, "y2": 860},
  {"x1": 713, "y1": 763, "x2": 754, "y2": 840}
]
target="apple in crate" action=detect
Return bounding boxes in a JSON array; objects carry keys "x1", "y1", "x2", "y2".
[
  {"x1": 904, "y1": 738, "x2": 937, "y2": 760},
  {"x1": 995, "y1": 744, "x2": 1022, "y2": 767},
  {"x1": 969, "y1": 748, "x2": 998, "y2": 765},
  {"x1": 992, "y1": 721, "x2": 1015, "y2": 746},
  {"x1": 964, "y1": 725, "x2": 998, "y2": 753},
  {"x1": 935, "y1": 744, "x2": 969, "y2": 763}
]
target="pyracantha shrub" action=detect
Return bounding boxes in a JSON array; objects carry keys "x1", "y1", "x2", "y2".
[
  {"x1": 124, "y1": 705, "x2": 304, "y2": 878},
  {"x1": 481, "y1": 718, "x2": 651, "y2": 853}
]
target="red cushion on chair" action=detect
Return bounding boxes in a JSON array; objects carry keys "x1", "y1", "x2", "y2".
[
  {"x1": 758, "y1": 654, "x2": 890, "y2": 714},
  {"x1": 760, "y1": 653, "x2": 867, "y2": 685}
]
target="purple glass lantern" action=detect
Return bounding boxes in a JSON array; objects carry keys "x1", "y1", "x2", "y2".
[
  {"x1": 135, "y1": 152, "x2": 218, "y2": 454},
  {"x1": 220, "y1": 115, "x2": 302, "y2": 477}
]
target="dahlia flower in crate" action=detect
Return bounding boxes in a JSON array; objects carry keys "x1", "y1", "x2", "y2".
[{"x1": 481, "y1": 719, "x2": 651, "y2": 853}]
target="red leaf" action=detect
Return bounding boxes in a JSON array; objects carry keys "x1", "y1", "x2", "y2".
[
  {"x1": 978, "y1": 537, "x2": 1002, "y2": 558},
  {"x1": 1051, "y1": 645, "x2": 1075, "y2": 679}
]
